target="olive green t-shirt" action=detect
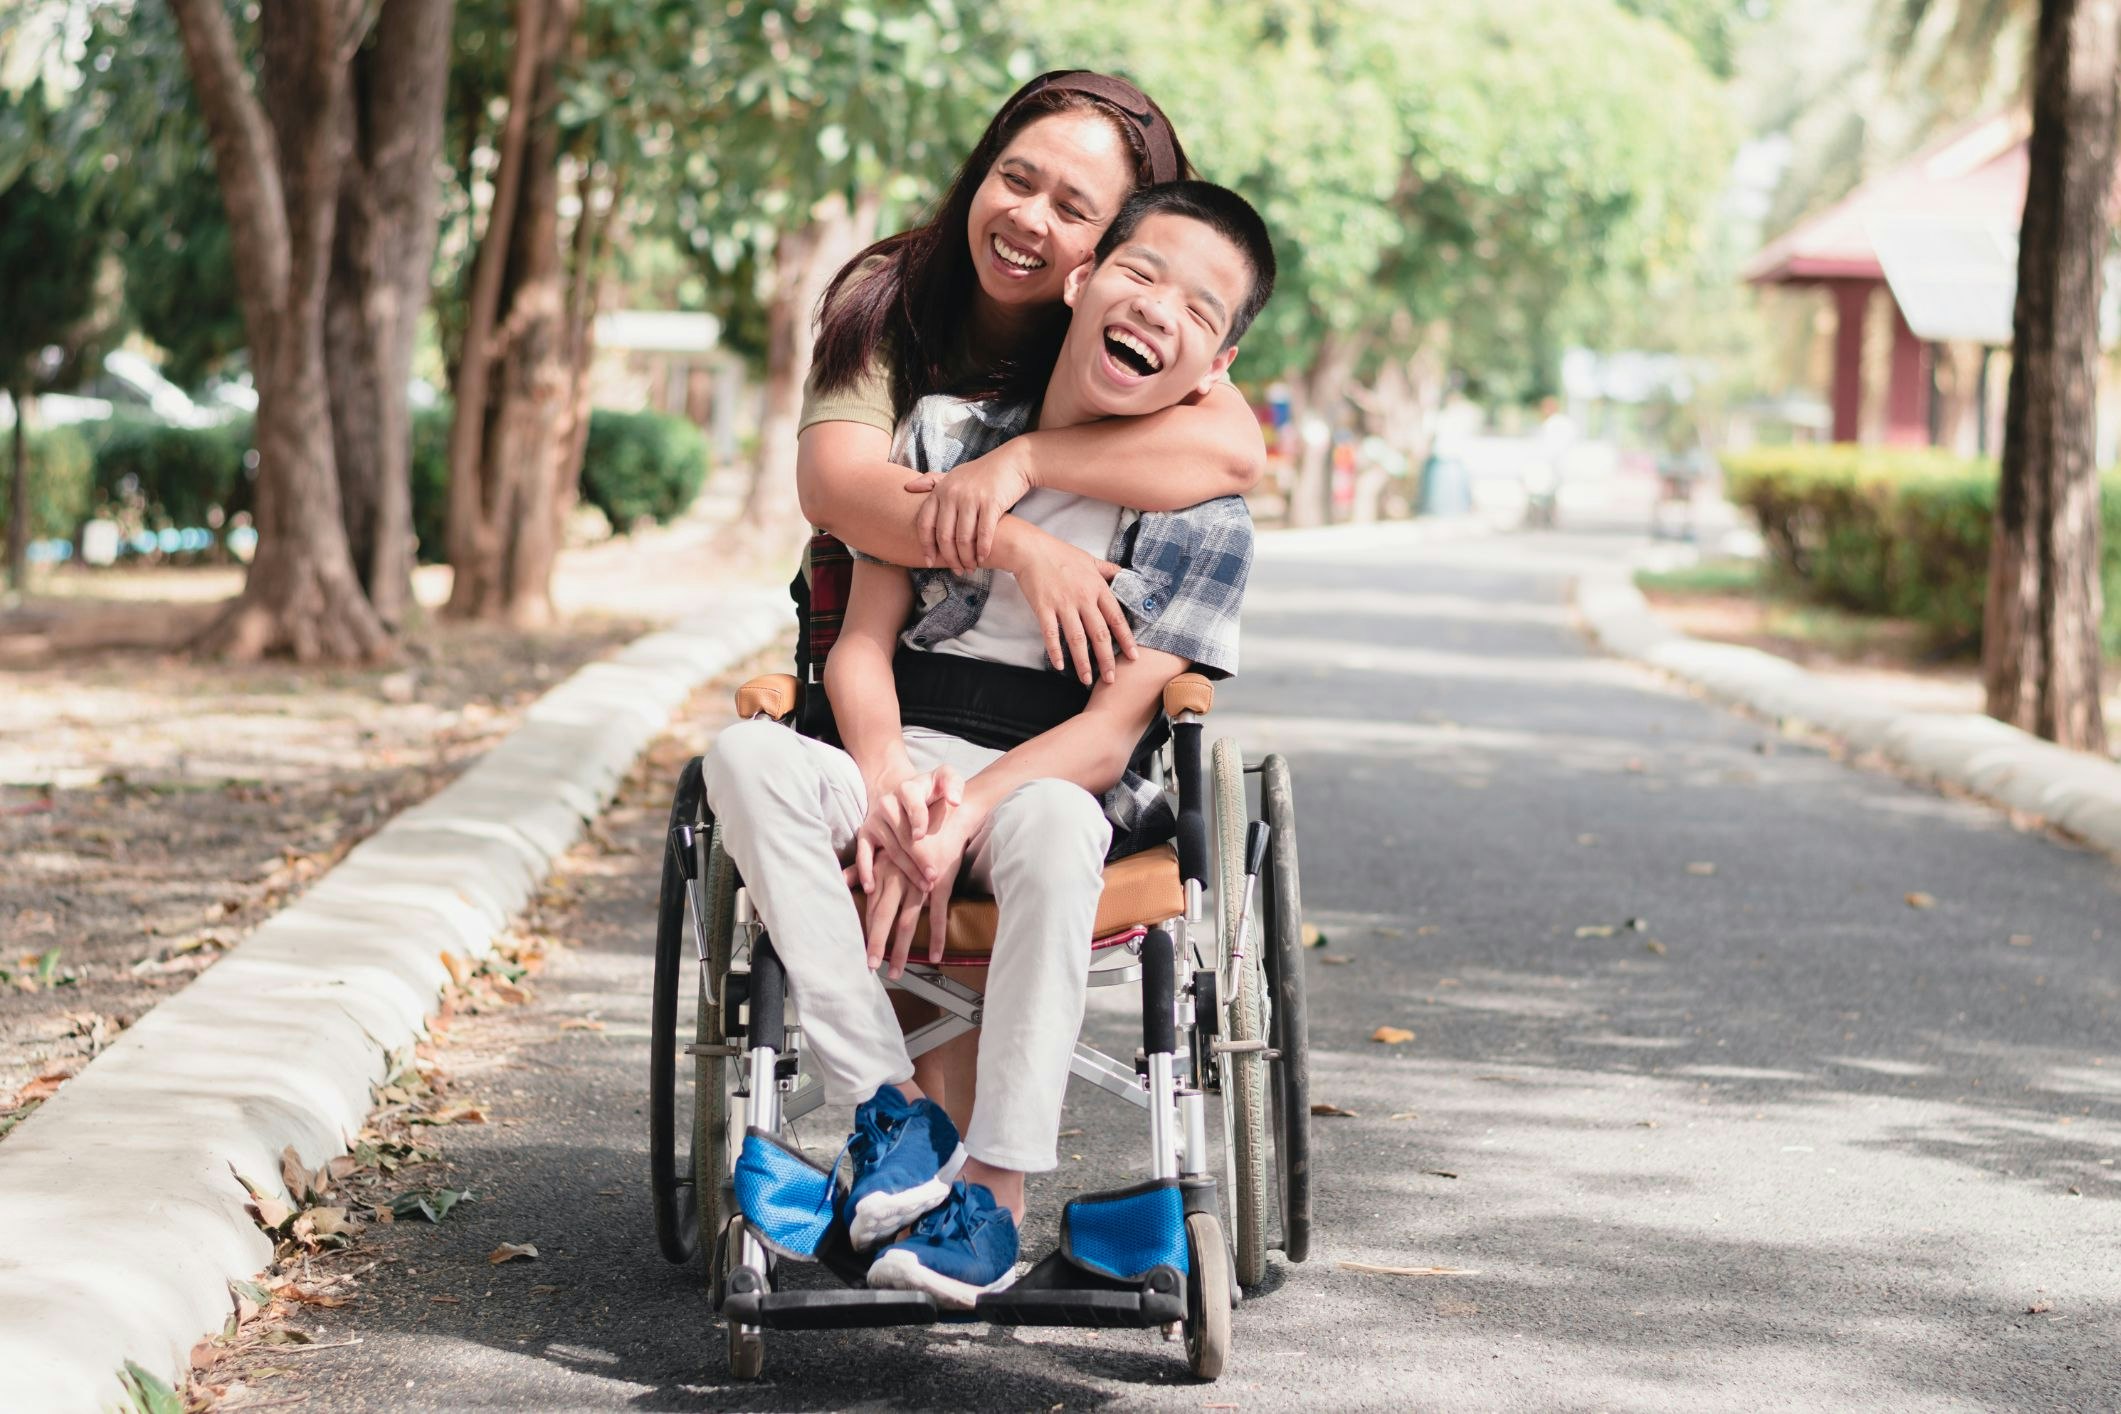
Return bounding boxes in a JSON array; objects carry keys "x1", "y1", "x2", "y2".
[{"x1": 797, "y1": 254, "x2": 989, "y2": 437}]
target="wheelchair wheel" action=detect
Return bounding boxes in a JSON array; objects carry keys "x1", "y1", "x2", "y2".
[
  {"x1": 1184, "y1": 1210, "x2": 1231, "y2": 1380},
  {"x1": 691, "y1": 820, "x2": 740, "y2": 1279},
  {"x1": 1259, "y1": 753, "x2": 1312, "y2": 1264},
  {"x1": 651, "y1": 759, "x2": 707, "y2": 1263},
  {"x1": 1211, "y1": 738, "x2": 1270, "y2": 1289}
]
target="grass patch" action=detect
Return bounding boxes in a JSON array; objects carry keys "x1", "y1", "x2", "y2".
[{"x1": 1633, "y1": 558, "x2": 1762, "y2": 596}]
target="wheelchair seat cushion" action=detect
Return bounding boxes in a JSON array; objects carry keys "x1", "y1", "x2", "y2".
[{"x1": 848, "y1": 843, "x2": 1184, "y2": 962}]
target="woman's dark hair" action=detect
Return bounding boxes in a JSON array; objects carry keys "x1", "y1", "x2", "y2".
[{"x1": 808, "y1": 70, "x2": 1192, "y2": 420}]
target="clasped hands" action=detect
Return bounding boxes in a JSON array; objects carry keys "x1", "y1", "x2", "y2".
[
  {"x1": 903, "y1": 448, "x2": 1140, "y2": 688},
  {"x1": 847, "y1": 763, "x2": 977, "y2": 981}
]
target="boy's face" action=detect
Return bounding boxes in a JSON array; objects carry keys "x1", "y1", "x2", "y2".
[{"x1": 1055, "y1": 212, "x2": 1249, "y2": 419}]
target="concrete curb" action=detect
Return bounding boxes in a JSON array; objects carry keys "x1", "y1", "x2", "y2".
[
  {"x1": 1577, "y1": 569, "x2": 2121, "y2": 857},
  {"x1": 0, "y1": 591, "x2": 788, "y2": 1411}
]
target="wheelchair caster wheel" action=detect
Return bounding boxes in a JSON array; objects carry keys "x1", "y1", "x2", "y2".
[
  {"x1": 727, "y1": 1321, "x2": 764, "y2": 1380},
  {"x1": 1183, "y1": 1211, "x2": 1230, "y2": 1380}
]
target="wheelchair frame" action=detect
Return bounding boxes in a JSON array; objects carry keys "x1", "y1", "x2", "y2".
[{"x1": 648, "y1": 683, "x2": 1311, "y2": 1382}]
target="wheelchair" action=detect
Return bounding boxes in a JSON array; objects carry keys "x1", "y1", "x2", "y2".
[{"x1": 647, "y1": 664, "x2": 1312, "y2": 1381}]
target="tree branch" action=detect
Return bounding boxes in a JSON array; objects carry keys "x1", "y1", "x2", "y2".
[{"x1": 165, "y1": 0, "x2": 291, "y2": 348}]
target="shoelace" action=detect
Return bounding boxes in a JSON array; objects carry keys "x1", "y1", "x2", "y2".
[
  {"x1": 820, "y1": 1101, "x2": 902, "y2": 1212},
  {"x1": 909, "y1": 1186, "x2": 986, "y2": 1245}
]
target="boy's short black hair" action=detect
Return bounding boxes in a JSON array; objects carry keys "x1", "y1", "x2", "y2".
[{"x1": 1091, "y1": 181, "x2": 1277, "y2": 348}]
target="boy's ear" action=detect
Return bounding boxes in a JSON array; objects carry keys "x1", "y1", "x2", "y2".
[
  {"x1": 1061, "y1": 258, "x2": 1094, "y2": 309},
  {"x1": 1195, "y1": 343, "x2": 1238, "y2": 397}
]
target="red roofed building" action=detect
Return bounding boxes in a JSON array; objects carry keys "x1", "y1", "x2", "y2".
[{"x1": 1746, "y1": 114, "x2": 2028, "y2": 449}]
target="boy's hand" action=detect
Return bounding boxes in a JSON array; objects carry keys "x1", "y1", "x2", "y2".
[
  {"x1": 905, "y1": 445, "x2": 1031, "y2": 572},
  {"x1": 853, "y1": 765, "x2": 963, "y2": 893},
  {"x1": 861, "y1": 814, "x2": 972, "y2": 978},
  {"x1": 1005, "y1": 534, "x2": 1138, "y2": 687}
]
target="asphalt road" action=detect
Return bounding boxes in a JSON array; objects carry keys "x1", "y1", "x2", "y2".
[{"x1": 301, "y1": 523, "x2": 2119, "y2": 1412}]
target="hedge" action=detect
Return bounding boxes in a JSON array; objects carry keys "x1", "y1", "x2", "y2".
[
  {"x1": 0, "y1": 424, "x2": 94, "y2": 542},
  {"x1": 46, "y1": 403, "x2": 706, "y2": 563},
  {"x1": 1721, "y1": 444, "x2": 2121, "y2": 653}
]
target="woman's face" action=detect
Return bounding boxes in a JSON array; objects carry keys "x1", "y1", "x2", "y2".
[{"x1": 964, "y1": 111, "x2": 1137, "y2": 317}]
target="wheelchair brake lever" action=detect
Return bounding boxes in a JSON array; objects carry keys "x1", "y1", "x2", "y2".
[{"x1": 1227, "y1": 821, "x2": 1272, "y2": 979}]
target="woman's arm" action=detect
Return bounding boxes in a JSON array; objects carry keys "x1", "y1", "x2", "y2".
[{"x1": 911, "y1": 380, "x2": 1266, "y2": 568}]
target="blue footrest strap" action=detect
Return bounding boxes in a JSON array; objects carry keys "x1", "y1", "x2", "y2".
[
  {"x1": 733, "y1": 1127, "x2": 840, "y2": 1261},
  {"x1": 1059, "y1": 1178, "x2": 1190, "y2": 1282}
]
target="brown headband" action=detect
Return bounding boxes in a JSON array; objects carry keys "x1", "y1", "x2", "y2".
[{"x1": 1025, "y1": 72, "x2": 1181, "y2": 186}]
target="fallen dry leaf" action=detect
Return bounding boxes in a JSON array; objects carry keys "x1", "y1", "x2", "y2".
[
  {"x1": 1423, "y1": 1170, "x2": 1458, "y2": 1180},
  {"x1": 1371, "y1": 1026, "x2": 1415, "y2": 1045},
  {"x1": 424, "y1": 1102, "x2": 488, "y2": 1126},
  {"x1": 282, "y1": 1284, "x2": 352, "y2": 1309},
  {"x1": 1686, "y1": 862, "x2": 1716, "y2": 876},
  {"x1": 1388, "y1": 1110, "x2": 1419, "y2": 1121},
  {"x1": 1321, "y1": 955, "x2": 1355, "y2": 967},
  {"x1": 2028, "y1": 1301, "x2": 2052, "y2": 1314},
  {"x1": 557, "y1": 1018, "x2": 605, "y2": 1032},
  {"x1": 14, "y1": 1068, "x2": 74, "y2": 1105},
  {"x1": 489, "y1": 1242, "x2": 540, "y2": 1265},
  {"x1": 439, "y1": 952, "x2": 474, "y2": 987},
  {"x1": 1645, "y1": 939, "x2": 1668, "y2": 955},
  {"x1": 1310, "y1": 1102, "x2": 1359, "y2": 1118},
  {"x1": 1301, "y1": 923, "x2": 1327, "y2": 949},
  {"x1": 1906, "y1": 892, "x2": 1936, "y2": 910},
  {"x1": 530, "y1": 1284, "x2": 560, "y2": 1295},
  {"x1": 280, "y1": 1146, "x2": 310, "y2": 1202},
  {"x1": 1574, "y1": 924, "x2": 1616, "y2": 938},
  {"x1": 2008, "y1": 935, "x2": 2033, "y2": 947},
  {"x1": 1338, "y1": 1261, "x2": 1479, "y2": 1277}
]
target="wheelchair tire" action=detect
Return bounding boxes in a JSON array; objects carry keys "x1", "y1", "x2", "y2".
[
  {"x1": 1211, "y1": 739, "x2": 1270, "y2": 1290},
  {"x1": 1184, "y1": 1211, "x2": 1230, "y2": 1380},
  {"x1": 691, "y1": 819, "x2": 740, "y2": 1281},
  {"x1": 1259, "y1": 753, "x2": 1312, "y2": 1265},
  {"x1": 650, "y1": 758, "x2": 706, "y2": 1265}
]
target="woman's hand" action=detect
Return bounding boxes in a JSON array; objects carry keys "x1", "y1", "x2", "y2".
[
  {"x1": 1000, "y1": 529, "x2": 1139, "y2": 687},
  {"x1": 904, "y1": 444, "x2": 1031, "y2": 573}
]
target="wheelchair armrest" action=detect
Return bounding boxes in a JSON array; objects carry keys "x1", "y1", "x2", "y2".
[
  {"x1": 1163, "y1": 673, "x2": 1214, "y2": 718},
  {"x1": 734, "y1": 673, "x2": 799, "y2": 721}
]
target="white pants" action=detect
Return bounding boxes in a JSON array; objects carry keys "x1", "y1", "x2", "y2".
[{"x1": 702, "y1": 718, "x2": 1110, "y2": 1173}]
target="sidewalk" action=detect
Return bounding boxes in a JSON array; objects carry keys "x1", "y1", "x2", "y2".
[{"x1": 0, "y1": 497, "x2": 791, "y2": 1409}]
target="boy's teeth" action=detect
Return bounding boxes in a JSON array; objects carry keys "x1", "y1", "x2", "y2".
[
  {"x1": 1107, "y1": 327, "x2": 1161, "y2": 371},
  {"x1": 992, "y1": 235, "x2": 1044, "y2": 269}
]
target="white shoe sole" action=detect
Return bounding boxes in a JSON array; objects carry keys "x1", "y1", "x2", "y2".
[
  {"x1": 848, "y1": 1143, "x2": 966, "y2": 1251},
  {"x1": 865, "y1": 1246, "x2": 1019, "y2": 1311}
]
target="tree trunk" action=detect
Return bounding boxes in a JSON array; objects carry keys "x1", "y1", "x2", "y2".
[
  {"x1": 443, "y1": 0, "x2": 581, "y2": 627},
  {"x1": 169, "y1": 0, "x2": 390, "y2": 662},
  {"x1": 1981, "y1": 0, "x2": 2114, "y2": 752},
  {"x1": 6, "y1": 387, "x2": 27, "y2": 594},
  {"x1": 1287, "y1": 330, "x2": 1367, "y2": 529},
  {"x1": 328, "y1": 0, "x2": 455, "y2": 630},
  {"x1": 740, "y1": 191, "x2": 880, "y2": 552}
]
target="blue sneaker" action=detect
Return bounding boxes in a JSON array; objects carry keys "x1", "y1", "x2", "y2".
[
  {"x1": 841, "y1": 1085, "x2": 966, "y2": 1251},
  {"x1": 865, "y1": 1181, "x2": 1020, "y2": 1310}
]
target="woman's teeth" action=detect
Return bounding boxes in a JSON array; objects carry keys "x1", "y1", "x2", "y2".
[
  {"x1": 991, "y1": 234, "x2": 1045, "y2": 270},
  {"x1": 1106, "y1": 327, "x2": 1161, "y2": 372}
]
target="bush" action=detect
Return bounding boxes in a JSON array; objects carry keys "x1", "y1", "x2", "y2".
[
  {"x1": 0, "y1": 424, "x2": 94, "y2": 542},
  {"x1": 85, "y1": 413, "x2": 253, "y2": 529},
  {"x1": 404, "y1": 404, "x2": 706, "y2": 561},
  {"x1": 580, "y1": 408, "x2": 708, "y2": 529},
  {"x1": 1722, "y1": 444, "x2": 2121, "y2": 654}
]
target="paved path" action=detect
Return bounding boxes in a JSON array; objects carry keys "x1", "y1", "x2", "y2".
[{"x1": 304, "y1": 525, "x2": 2119, "y2": 1411}]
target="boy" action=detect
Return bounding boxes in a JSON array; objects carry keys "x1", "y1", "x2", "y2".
[{"x1": 704, "y1": 181, "x2": 1274, "y2": 1306}]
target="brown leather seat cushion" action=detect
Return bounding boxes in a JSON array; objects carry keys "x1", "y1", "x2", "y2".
[{"x1": 848, "y1": 843, "x2": 1183, "y2": 962}]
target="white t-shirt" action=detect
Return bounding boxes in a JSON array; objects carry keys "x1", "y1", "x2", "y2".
[{"x1": 931, "y1": 487, "x2": 1125, "y2": 671}]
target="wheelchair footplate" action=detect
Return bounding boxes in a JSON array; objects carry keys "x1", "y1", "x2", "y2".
[{"x1": 720, "y1": 1129, "x2": 1208, "y2": 1335}]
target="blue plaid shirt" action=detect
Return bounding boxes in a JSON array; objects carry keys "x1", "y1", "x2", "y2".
[
  {"x1": 868, "y1": 395, "x2": 1252, "y2": 677},
  {"x1": 858, "y1": 394, "x2": 1255, "y2": 850}
]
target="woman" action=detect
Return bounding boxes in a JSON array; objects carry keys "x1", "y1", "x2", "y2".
[{"x1": 796, "y1": 70, "x2": 1266, "y2": 687}]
